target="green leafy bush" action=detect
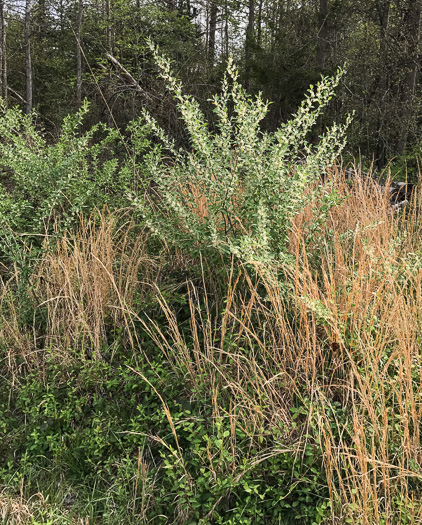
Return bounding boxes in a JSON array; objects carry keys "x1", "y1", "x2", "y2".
[
  {"x1": 0, "y1": 100, "x2": 147, "y2": 268},
  {"x1": 136, "y1": 44, "x2": 352, "y2": 266}
]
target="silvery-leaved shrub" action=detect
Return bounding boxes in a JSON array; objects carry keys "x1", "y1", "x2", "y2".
[{"x1": 135, "y1": 43, "x2": 352, "y2": 267}]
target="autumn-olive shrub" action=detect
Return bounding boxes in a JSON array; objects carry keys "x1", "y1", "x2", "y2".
[{"x1": 135, "y1": 43, "x2": 352, "y2": 266}]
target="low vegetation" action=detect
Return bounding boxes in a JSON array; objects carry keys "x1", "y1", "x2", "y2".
[{"x1": 1, "y1": 53, "x2": 422, "y2": 524}]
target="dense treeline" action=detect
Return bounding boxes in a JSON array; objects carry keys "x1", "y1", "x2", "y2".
[{"x1": 1, "y1": 0, "x2": 422, "y2": 166}]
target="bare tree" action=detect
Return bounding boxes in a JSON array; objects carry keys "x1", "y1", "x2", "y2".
[
  {"x1": 245, "y1": 0, "x2": 255, "y2": 87},
  {"x1": 208, "y1": 0, "x2": 218, "y2": 64},
  {"x1": 25, "y1": 0, "x2": 33, "y2": 113},
  {"x1": 375, "y1": 0, "x2": 391, "y2": 166},
  {"x1": 0, "y1": 0, "x2": 6, "y2": 104},
  {"x1": 223, "y1": 0, "x2": 229, "y2": 58},
  {"x1": 76, "y1": 0, "x2": 83, "y2": 107},
  {"x1": 397, "y1": 0, "x2": 422, "y2": 154},
  {"x1": 316, "y1": 0, "x2": 329, "y2": 70},
  {"x1": 37, "y1": 0, "x2": 47, "y2": 39},
  {"x1": 256, "y1": 0, "x2": 263, "y2": 47},
  {"x1": 104, "y1": 0, "x2": 111, "y2": 51}
]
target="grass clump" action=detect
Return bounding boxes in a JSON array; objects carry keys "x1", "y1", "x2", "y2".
[{"x1": 2, "y1": 175, "x2": 422, "y2": 524}]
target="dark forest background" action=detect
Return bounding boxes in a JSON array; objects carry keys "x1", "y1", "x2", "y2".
[{"x1": 1, "y1": 0, "x2": 422, "y2": 169}]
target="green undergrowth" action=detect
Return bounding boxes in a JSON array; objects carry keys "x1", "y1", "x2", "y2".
[{"x1": 0, "y1": 309, "x2": 331, "y2": 524}]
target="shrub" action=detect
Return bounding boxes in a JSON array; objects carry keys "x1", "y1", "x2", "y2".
[
  {"x1": 135, "y1": 43, "x2": 352, "y2": 266},
  {"x1": 0, "y1": 100, "x2": 147, "y2": 269}
]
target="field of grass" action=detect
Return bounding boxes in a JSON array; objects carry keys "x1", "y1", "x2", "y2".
[{"x1": 1, "y1": 171, "x2": 422, "y2": 524}]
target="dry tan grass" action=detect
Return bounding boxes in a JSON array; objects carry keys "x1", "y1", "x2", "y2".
[
  {"x1": 0, "y1": 492, "x2": 103, "y2": 524},
  {"x1": 0, "y1": 494, "x2": 32, "y2": 524},
  {"x1": 0, "y1": 266, "x2": 41, "y2": 384},
  {"x1": 0, "y1": 209, "x2": 156, "y2": 378},
  {"x1": 2, "y1": 172, "x2": 422, "y2": 523},
  {"x1": 138, "y1": 171, "x2": 422, "y2": 523},
  {"x1": 279, "y1": 173, "x2": 422, "y2": 523},
  {"x1": 31, "y1": 209, "x2": 155, "y2": 361}
]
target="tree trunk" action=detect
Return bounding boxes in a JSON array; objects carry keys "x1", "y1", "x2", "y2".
[
  {"x1": 76, "y1": 0, "x2": 83, "y2": 107},
  {"x1": 104, "y1": 0, "x2": 112, "y2": 52},
  {"x1": 208, "y1": 0, "x2": 218, "y2": 64},
  {"x1": 224, "y1": 0, "x2": 229, "y2": 58},
  {"x1": 0, "y1": 0, "x2": 6, "y2": 104},
  {"x1": 397, "y1": 0, "x2": 422, "y2": 155},
  {"x1": 37, "y1": 0, "x2": 46, "y2": 39},
  {"x1": 25, "y1": 0, "x2": 33, "y2": 114},
  {"x1": 375, "y1": 0, "x2": 391, "y2": 167},
  {"x1": 245, "y1": 0, "x2": 255, "y2": 87},
  {"x1": 316, "y1": 0, "x2": 329, "y2": 71},
  {"x1": 257, "y1": 0, "x2": 263, "y2": 47}
]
